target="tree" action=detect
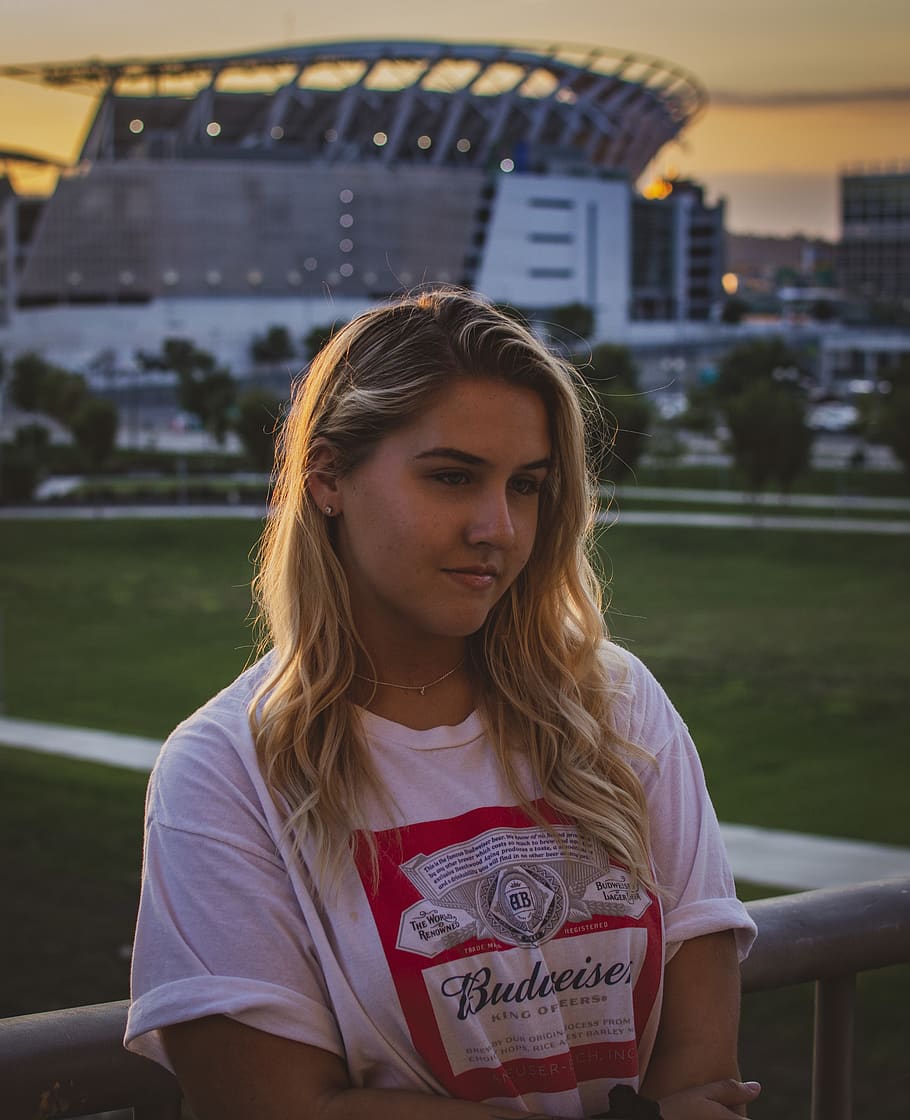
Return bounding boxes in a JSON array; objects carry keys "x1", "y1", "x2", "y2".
[
  {"x1": 720, "y1": 296, "x2": 749, "y2": 325},
  {"x1": 809, "y1": 298, "x2": 837, "y2": 323},
  {"x1": 6, "y1": 353, "x2": 110, "y2": 480},
  {"x1": 712, "y1": 336, "x2": 817, "y2": 493},
  {"x1": 679, "y1": 383, "x2": 719, "y2": 435},
  {"x1": 9, "y1": 352, "x2": 49, "y2": 411},
  {"x1": 71, "y1": 397, "x2": 119, "y2": 471},
  {"x1": 648, "y1": 422, "x2": 685, "y2": 484},
  {"x1": 877, "y1": 360, "x2": 910, "y2": 473},
  {"x1": 879, "y1": 389, "x2": 910, "y2": 473},
  {"x1": 491, "y1": 303, "x2": 533, "y2": 331},
  {"x1": 548, "y1": 302, "x2": 594, "y2": 347},
  {"x1": 9, "y1": 352, "x2": 87, "y2": 419},
  {"x1": 191, "y1": 370, "x2": 237, "y2": 445},
  {"x1": 0, "y1": 424, "x2": 48, "y2": 503},
  {"x1": 723, "y1": 379, "x2": 813, "y2": 493},
  {"x1": 303, "y1": 324, "x2": 338, "y2": 361},
  {"x1": 37, "y1": 368, "x2": 89, "y2": 426},
  {"x1": 3, "y1": 353, "x2": 121, "y2": 481},
  {"x1": 882, "y1": 355, "x2": 910, "y2": 396},
  {"x1": 138, "y1": 339, "x2": 236, "y2": 443},
  {"x1": 137, "y1": 338, "x2": 217, "y2": 382},
  {"x1": 575, "y1": 343, "x2": 653, "y2": 482},
  {"x1": 715, "y1": 337, "x2": 810, "y2": 402},
  {"x1": 8, "y1": 349, "x2": 46, "y2": 412},
  {"x1": 251, "y1": 325, "x2": 295, "y2": 365},
  {"x1": 234, "y1": 390, "x2": 284, "y2": 471},
  {"x1": 585, "y1": 342, "x2": 640, "y2": 387}
]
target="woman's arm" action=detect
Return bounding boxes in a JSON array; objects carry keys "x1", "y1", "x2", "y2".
[
  {"x1": 161, "y1": 939, "x2": 758, "y2": 1120},
  {"x1": 639, "y1": 930, "x2": 760, "y2": 1119},
  {"x1": 163, "y1": 1016, "x2": 549, "y2": 1120}
]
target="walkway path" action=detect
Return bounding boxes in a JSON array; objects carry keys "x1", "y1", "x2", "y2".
[
  {"x1": 610, "y1": 485, "x2": 910, "y2": 513},
  {"x1": 4, "y1": 486, "x2": 909, "y2": 534},
  {"x1": 596, "y1": 509, "x2": 910, "y2": 534},
  {"x1": 3, "y1": 715, "x2": 908, "y2": 893},
  {"x1": 3, "y1": 504, "x2": 910, "y2": 534}
]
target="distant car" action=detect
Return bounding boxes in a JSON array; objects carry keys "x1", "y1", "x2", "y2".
[
  {"x1": 808, "y1": 403, "x2": 859, "y2": 433},
  {"x1": 655, "y1": 392, "x2": 687, "y2": 420},
  {"x1": 169, "y1": 412, "x2": 203, "y2": 432}
]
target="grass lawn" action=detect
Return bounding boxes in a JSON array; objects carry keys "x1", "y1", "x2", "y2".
[
  {"x1": 599, "y1": 525, "x2": 910, "y2": 846},
  {"x1": 1, "y1": 517, "x2": 907, "y2": 1117},
  {"x1": 0, "y1": 519, "x2": 262, "y2": 738},
  {"x1": 0, "y1": 745, "x2": 147, "y2": 1016}
]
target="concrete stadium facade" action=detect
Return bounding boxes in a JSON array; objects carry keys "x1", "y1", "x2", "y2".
[{"x1": 2, "y1": 40, "x2": 709, "y2": 367}]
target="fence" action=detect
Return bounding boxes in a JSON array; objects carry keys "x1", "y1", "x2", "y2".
[{"x1": 1, "y1": 877, "x2": 908, "y2": 1120}]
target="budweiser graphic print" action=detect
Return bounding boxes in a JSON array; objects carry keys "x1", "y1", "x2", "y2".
[{"x1": 355, "y1": 801, "x2": 662, "y2": 1101}]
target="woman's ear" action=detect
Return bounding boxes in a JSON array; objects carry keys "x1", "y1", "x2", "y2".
[{"x1": 306, "y1": 439, "x2": 343, "y2": 515}]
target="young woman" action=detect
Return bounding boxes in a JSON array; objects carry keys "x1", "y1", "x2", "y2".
[{"x1": 126, "y1": 289, "x2": 760, "y2": 1119}]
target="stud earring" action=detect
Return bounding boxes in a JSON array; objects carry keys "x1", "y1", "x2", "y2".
[{"x1": 324, "y1": 505, "x2": 334, "y2": 516}]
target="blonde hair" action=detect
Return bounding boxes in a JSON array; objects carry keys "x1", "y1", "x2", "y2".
[{"x1": 250, "y1": 289, "x2": 653, "y2": 889}]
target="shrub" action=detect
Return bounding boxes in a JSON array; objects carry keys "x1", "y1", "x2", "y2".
[
  {"x1": 234, "y1": 390, "x2": 284, "y2": 472},
  {"x1": 724, "y1": 380, "x2": 813, "y2": 493},
  {"x1": 0, "y1": 425, "x2": 50, "y2": 503},
  {"x1": 575, "y1": 343, "x2": 653, "y2": 482},
  {"x1": 71, "y1": 398, "x2": 119, "y2": 471}
]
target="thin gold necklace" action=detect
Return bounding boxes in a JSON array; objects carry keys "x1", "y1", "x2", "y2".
[{"x1": 353, "y1": 660, "x2": 464, "y2": 697}]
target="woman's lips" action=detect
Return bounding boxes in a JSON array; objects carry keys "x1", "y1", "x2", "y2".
[{"x1": 443, "y1": 568, "x2": 497, "y2": 590}]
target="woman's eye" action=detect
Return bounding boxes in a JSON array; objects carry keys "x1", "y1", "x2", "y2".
[
  {"x1": 511, "y1": 477, "x2": 542, "y2": 496},
  {"x1": 434, "y1": 471, "x2": 470, "y2": 486}
]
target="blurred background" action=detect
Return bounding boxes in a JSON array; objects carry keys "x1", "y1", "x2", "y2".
[{"x1": 1, "y1": 4, "x2": 908, "y2": 1118}]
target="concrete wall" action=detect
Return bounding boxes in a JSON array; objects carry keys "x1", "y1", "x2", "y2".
[
  {"x1": 475, "y1": 173, "x2": 630, "y2": 334},
  {"x1": 0, "y1": 295, "x2": 373, "y2": 373},
  {"x1": 19, "y1": 160, "x2": 488, "y2": 303}
]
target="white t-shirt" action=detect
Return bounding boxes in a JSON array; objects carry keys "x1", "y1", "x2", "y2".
[{"x1": 126, "y1": 648, "x2": 755, "y2": 1117}]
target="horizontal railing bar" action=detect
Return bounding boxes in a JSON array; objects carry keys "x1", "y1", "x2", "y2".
[
  {"x1": 740, "y1": 876, "x2": 910, "y2": 992},
  {"x1": 0, "y1": 1000, "x2": 180, "y2": 1120},
  {"x1": 0, "y1": 877, "x2": 907, "y2": 1119}
]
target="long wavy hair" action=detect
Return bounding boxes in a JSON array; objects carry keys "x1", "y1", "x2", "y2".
[{"x1": 250, "y1": 288, "x2": 653, "y2": 890}]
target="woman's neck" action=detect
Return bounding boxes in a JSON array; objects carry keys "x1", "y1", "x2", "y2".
[{"x1": 350, "y1": 657, "x2": 474, "y2": 730}]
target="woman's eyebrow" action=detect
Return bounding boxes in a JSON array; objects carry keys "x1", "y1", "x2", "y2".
[{"x1": 414, "y1": 447, "x2": 551, "y2": 471}]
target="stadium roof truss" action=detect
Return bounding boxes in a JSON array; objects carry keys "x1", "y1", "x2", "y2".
[{"x1": 3, "y1": 41, "x2": 705, "y2": 180}]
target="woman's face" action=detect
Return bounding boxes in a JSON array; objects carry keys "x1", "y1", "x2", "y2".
[{"x1": 329, "y1": 376, "x2": 551, "y2": 657}]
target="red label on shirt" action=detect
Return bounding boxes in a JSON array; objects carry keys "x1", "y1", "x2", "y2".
[{"x1": 354, "y1": 802, "x2": 662, "y2": 1102}]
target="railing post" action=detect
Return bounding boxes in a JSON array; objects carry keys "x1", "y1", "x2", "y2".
[{"x1": 811, "y1": 973, "x2": 856, "y2": 1120}]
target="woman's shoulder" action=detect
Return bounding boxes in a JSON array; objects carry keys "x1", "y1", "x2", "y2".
[
  {"x1": 148, "y1": 653, "x2": 275, "y2": 830},
  {"x1": 597, "y1": 641, "x2": 685, "y2": 760}
]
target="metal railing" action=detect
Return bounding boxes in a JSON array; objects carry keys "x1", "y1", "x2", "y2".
[
  {"x1": 0, "y1": 999, "x2": 180, "y2": 1119},
  {"x1": 738, "y1": 876, "x2": 910, "y2": 1120},
  {"x1": 1, "y1": 877, "x2": 908, "y2": 1120}
]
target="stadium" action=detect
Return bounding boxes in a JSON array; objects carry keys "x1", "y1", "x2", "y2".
[{"x1": 1, "y1": 40, "x2": 719, "y2": 366}]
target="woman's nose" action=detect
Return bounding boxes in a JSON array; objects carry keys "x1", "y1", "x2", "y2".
[{"x1": 466, "y1": 489, "x2": 516, "y2": 548}]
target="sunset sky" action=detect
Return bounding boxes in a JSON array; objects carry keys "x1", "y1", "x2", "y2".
[{"x1": 2, "y1": 0, "x2": 908, "y2": 239}]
